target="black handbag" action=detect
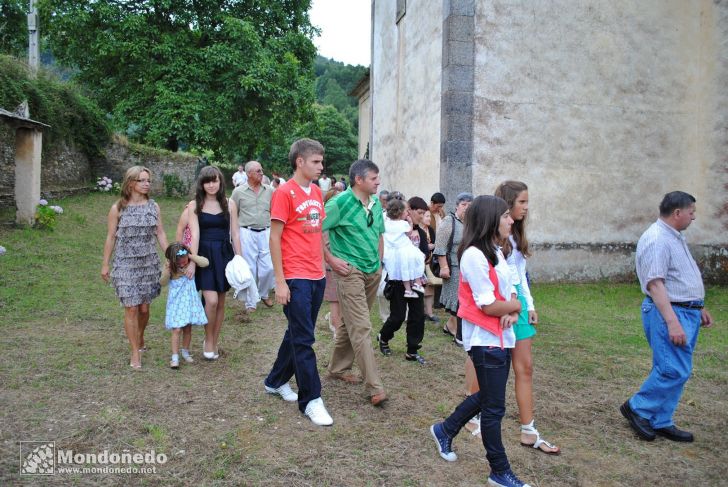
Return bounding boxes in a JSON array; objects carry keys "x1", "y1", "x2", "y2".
[{"x1": 430, "y1": 214, "x2": 455, "y2": 278}]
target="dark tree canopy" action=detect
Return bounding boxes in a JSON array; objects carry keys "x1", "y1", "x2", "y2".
[
  {"x1": 314, "y1": 55, "x2": 367, "y2": 129},
  {"x1": 266, "y1": 103, "x2": 357, "y2": 176},
  {"x1": 0, "y1": 0, "x2": 28, "y2": 58},
  {"x1": 37, "y1": 0, "x2": 318, "y2": 159}
]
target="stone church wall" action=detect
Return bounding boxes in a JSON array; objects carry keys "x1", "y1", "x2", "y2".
[
  {"x1": 470, "y1": 0, "x2": 727, "y2": 282},
  {"x1": 371, "y1": 0, "x2": 443, "y2": 195},
  {"x1": 370, "y1": 0, "x2": 727, "y2": 282}
]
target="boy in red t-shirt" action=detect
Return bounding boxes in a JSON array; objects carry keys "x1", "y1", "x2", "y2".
[{"x1": 263, "y1": 138, "x2": 333, "y2": 426}]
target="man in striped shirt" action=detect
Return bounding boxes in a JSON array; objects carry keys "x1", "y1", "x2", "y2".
[{"x1": 621, "y1": 191, "x2": 714, "y2": 443}]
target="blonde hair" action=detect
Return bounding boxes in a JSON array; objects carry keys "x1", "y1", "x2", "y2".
[{"x1": 116, "y1": 166, "x2": 151, "y2": 212}]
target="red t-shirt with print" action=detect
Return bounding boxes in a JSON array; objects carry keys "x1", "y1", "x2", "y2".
[{"x1": 270, "y1": 179, "x2": 326, "y2": 280}]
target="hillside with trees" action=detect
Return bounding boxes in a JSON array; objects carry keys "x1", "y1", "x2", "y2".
[{"x1": 0, "y1": 1, "x2": 367, "y2": 176}]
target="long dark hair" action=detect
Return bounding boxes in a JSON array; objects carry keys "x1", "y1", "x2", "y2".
[
  {"x1": 457, "y1": 195, "x2": 509, "y2": 267},
  {"x1": 194, "y1": 166, "x2": 229, "y2": 221},
  {"x1": 494, "y1": 180, "x2": 530, "y2": 258},
  {"x1": 165, "y1": 241, "x2": 191, "y2": 276}
]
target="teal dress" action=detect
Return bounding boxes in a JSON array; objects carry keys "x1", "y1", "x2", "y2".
[{"x1": 165, "y1": 276, "x2": 208, "y2": 329}]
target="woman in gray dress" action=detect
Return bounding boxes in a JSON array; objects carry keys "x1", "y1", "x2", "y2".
[
  {"x1": 102, "y1": 166, "x2": 168, "y2": 369},
  {"x1": 433, "y1": 192, "x2": 473, "y2": 339}
]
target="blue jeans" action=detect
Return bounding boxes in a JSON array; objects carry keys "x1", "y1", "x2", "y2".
[
  {"x1": 629, "y1": 297, "x2": 702, "y2": 429},
  {"x1": 442, "y1": 346, "x2": 511, "y2": 473},
  {"x1": 265, "y1": 278, "x2": 325, "y2": 413}
]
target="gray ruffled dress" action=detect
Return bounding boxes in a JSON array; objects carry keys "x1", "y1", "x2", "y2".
[{"x1": 111, "y1": 200, "x2": 162, "y2": 307}]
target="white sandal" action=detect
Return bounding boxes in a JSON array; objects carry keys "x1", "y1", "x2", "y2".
[{"x1": 520, "y1": 421, "x2": 560, "y2": 455}]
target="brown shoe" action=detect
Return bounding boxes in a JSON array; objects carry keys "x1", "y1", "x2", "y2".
[
  {"x1": 261, "y1": 297, "x2": 275, "y2": 308},
  {"x1": 328, "y1": 373, "x2": 362, "y2": 384},
  {"x1": 371, "y1": 392, "x2": 388, "y2": 407}
]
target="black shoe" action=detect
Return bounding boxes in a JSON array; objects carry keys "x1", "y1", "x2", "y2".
[
  {"x1": 655, "y1": 425, "x2": 694, "y2": 442},
  {"x1": 620, "y1": 401, "x2": 655, "y2": 441},
  {"x1": 377, "y1": 333, "x2": 392, "y2": 356},
  {"x1": 442, "y1": 326, "x2": 455, "y2": 338},
  {"x1": 426, "y1": 314, "x2": 440, "y2": 323},
  {"x1": 405, "y1": 353, "x2": 426, "y2": 365}
]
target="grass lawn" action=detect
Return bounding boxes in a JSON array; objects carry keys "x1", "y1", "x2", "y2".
[{"x1": 1, "y1": 192, "x2": 726, "y2": 486}]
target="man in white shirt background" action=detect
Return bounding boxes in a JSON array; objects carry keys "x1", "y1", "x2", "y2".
[
  {"x1": 232, "y1": 164, "x2": 247, "y2": 187},
  {"x1": 319, "y1": 172, "x2": 332, "y2": 192}
]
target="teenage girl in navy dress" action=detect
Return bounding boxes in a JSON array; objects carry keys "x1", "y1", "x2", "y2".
[{"x1": 185, "y1": 166, "x2": 242, "y2": 360}]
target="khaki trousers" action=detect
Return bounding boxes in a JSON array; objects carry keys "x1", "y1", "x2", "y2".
[{"x1": 329, "y1": 266, "x2": 384, "y2": 396}]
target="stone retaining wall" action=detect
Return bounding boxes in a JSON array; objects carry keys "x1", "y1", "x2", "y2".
[{"x1": 0, "y1": 130, "x2": 198, "y2": 207}]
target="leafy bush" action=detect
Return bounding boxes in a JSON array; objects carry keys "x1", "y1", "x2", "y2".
[
  {"x1": 162, "y1": 174, "x2": 189, "y2": 198},
  {"x1": 34, "y1": 199, "x2": 63, "y2": 230},
  {"x1": 0, "y1": 54, "x2": 110, "y2": 158}
]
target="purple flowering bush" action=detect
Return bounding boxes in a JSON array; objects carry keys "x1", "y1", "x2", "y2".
[{"x1": 35, "y1": 199, "x2": 64, "y2": 230}]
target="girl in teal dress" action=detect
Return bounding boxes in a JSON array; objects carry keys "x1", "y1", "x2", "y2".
[{"x1": 495, "y1": 181, "x2": 560, "y2": 455}]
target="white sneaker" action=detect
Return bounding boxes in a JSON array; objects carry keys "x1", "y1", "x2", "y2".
[
  {"x1": 170, "y1": 355, "x2": 179, "y2": 369},
  {"x1": 180, "y1": 349, "x2": 194, "y2": 363},
  {"x1": 304, "y1": 397, "x2": 333, "y2": 426},
  {"x1": 264, "y1": 382, "x2": 298, "y2": 402}
]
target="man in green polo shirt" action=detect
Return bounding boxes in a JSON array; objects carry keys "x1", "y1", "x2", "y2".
[{"x1": 323, "y1": 159, "x2": 388, "y2": 407}]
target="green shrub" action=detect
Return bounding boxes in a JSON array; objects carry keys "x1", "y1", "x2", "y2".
[
  {"x1": 162, "y1": 173, "x2": 189, "y2": 198},
  {"x1": 35, "y1": 205, "x2": 57, "y2": 230},
  {"x1": 0, "y1": 55, "x2": 110, "y2": 158}
]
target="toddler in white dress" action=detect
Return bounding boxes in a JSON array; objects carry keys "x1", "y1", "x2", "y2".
[{"x1": 383, "y1": 199, "x2": 426, "y2": 298}]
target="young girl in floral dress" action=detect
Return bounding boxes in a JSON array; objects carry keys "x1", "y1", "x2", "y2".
[{"x1": 161, "y1": 242, "x2": 209, "y2": 368}]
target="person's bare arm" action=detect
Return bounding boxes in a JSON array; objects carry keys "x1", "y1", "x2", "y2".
[
  {"x1": 101, "y1": 204, "x2": 119, "y2": 282},
  {"x1": 438, "y1": 255, "x2": 450, "y2": 279},
  {"x1": 229, "y1": 199, "x2": 242, "y2": 256},
  {"x1": 175, "y1": 205, "x2": 189, "y2": 242},
  {"x1": 270, "y1": 220, "x2": 289, "y2": 304},
  {"x1": 154, "y1": 202, "x2": 169, "y2": 252},
  {"x1": 483, "y1": 298, "x2": 521, "y2": 319},
  {"x1": 185, "y1": 201, "x2": 199, "y2": 279}
]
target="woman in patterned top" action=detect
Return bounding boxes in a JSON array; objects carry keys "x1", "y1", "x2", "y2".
[{"x1": 101, "y1": 166, "x2": 168, "y2": 369}]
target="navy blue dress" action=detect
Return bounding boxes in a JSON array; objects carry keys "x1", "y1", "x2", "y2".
[{"x1": 195, "y1": 212, "x2": 234, "y2": 292}]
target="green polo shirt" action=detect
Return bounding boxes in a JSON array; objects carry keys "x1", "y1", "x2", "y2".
[{"x1": 323, "y1": 188, "x2": 384, "y2": 273}]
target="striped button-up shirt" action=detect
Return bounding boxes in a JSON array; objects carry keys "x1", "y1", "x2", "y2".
[{"x1": 635, "y1": 219, "x2": 704, "y2": 301}]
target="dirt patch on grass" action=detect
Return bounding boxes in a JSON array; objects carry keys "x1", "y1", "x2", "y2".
[
  {"x1": 2, "y1": 297, "x2": 727, "y2": 486},
  {"x1": 1, "y1": 195, "x2": 726, "y2": 485}
]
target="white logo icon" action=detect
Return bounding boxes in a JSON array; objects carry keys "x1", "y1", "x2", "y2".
[{"x1": 20, "y1": 441, "x2": 55, "y2": 475}]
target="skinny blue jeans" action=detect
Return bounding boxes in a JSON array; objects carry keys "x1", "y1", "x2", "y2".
[
  {"x1": 442, "y1": 346, "x2": 511, "y2": 473},
  {"x1": 629, "y1": 297, "x2": 702, "y2": 429},
  {"x1": 265, "y1": 278, "x2": 325, "y2": 413}
]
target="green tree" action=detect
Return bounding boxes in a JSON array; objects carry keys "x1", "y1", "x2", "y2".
[
  {"x1": 0, "y1": 0, "x2": 27, "y2": 57},
  {"x1": 320, "y1": 77, "x2": 349, "y2": 112},
  {"x1": 0, "y1": 54, "x2": 110, "y2": 158},
  {"x1": 313, "y1": 55, "x2": 367, "y2": 140},
  {"x1": 37, "y1": 0, "x2": 317, "y2": 160},
  {"x1": 266, "y1": 104, "x2": 357, "y2": 176}
]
